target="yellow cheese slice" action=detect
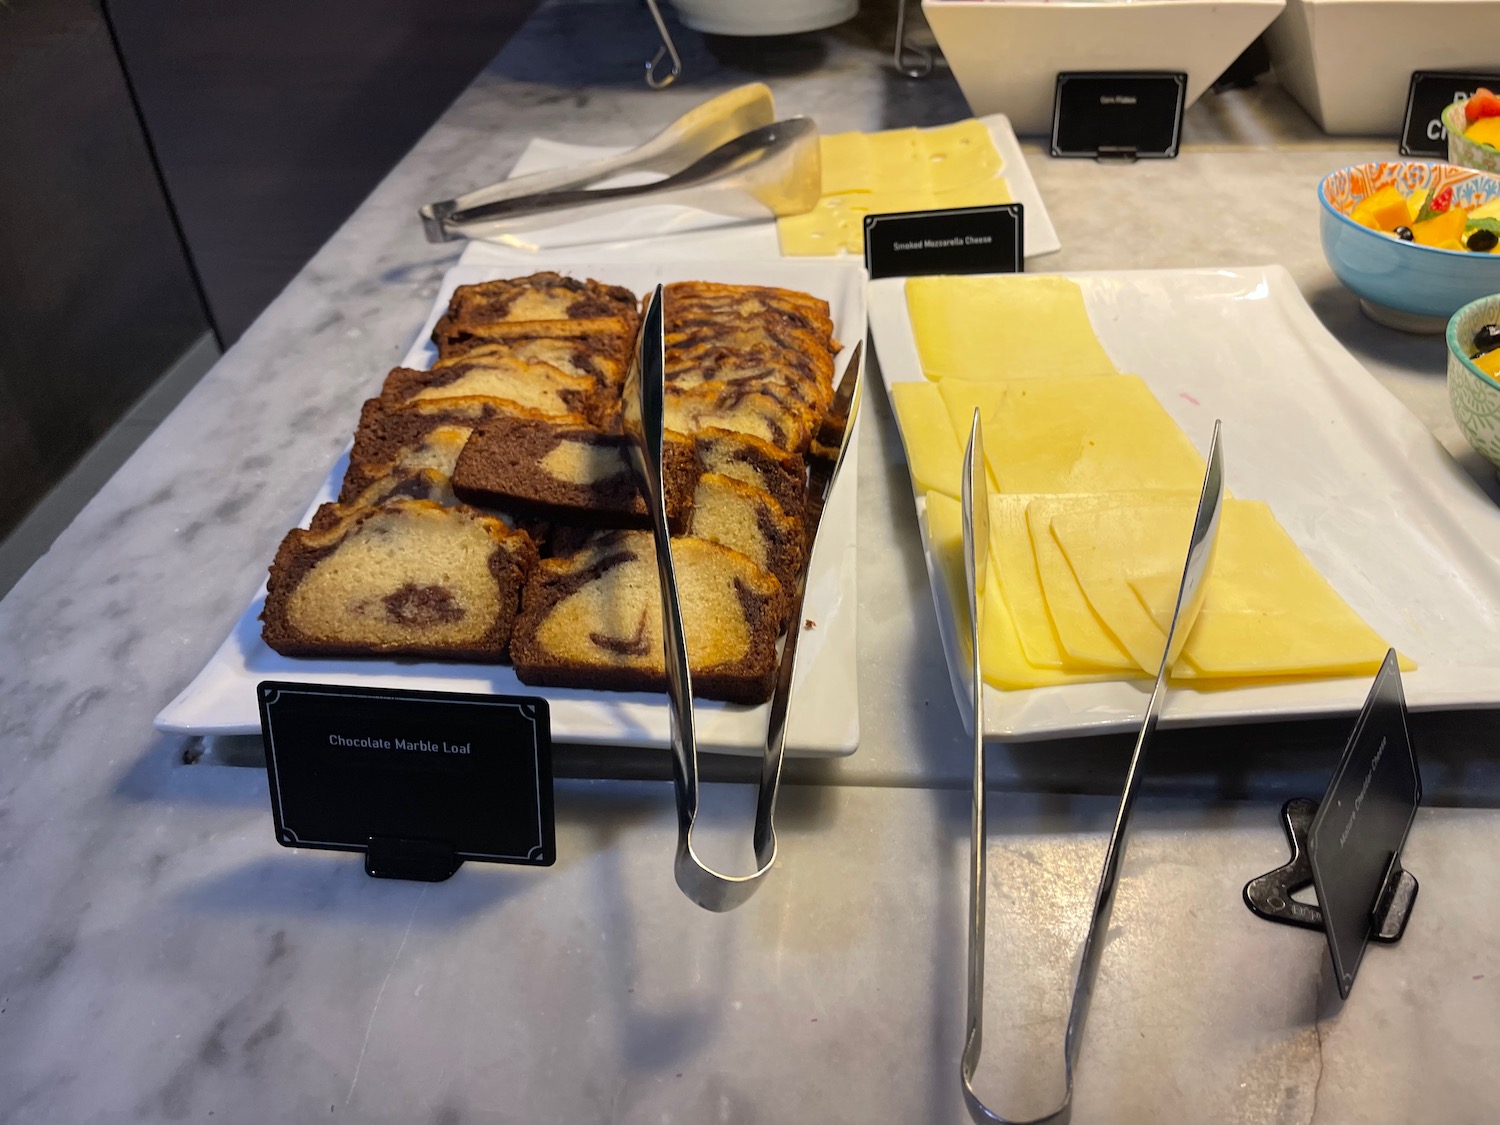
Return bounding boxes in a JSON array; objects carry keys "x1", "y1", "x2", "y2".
[
  {"x1": 1051, "y1": 498, "x2": 1411, "y2": 680},
  {"x1": 924, "y1": 491, "x2": 980, "y2": 659},
  {"x1": 890, "y1": 382, "x2": 964, "y2": 497},
  {"x1": 866, "y1": 128, "x2": 928, "y2": 194},
  {"x1": 990, "y1": 375, "x2": 1206, "y2": 494},
  {"x1": 926, "y1": 492, "x2": 1127, "y2": 691},
  {"x1": 1127, "y1": 502, "x2": 1412, "y2": 678},
  {"x1": 906, "y1": 275, "x2": 1121, "y2": 381},
  {"x1": 1048, "y1": 500, "x2": 1189, "y2": 674},
  {"x1": 819, "y1": 132, "x2": 874, "y2": 196},
  {"x1": 989, "y1": 495, "x2": 1068, "y2": 669},
  {"x1": 936, "y1": 379, "x2": 1003, "y2": 462},
  {"x1": 929, "y1": 179, "x2": 1015, "y2": 209},
  {"x1": 780, "y1": 121, "x2": 1011, "y2": 256},
  {"x1": 921, "y1": 119, "x2": 1004, "y2": 189},
  {"x1": 777, "y1": 192, "x2": 870, "y2": 256},
  {"x1": 1024, "y1": 495, "x2": 1179, "y2": 670}
]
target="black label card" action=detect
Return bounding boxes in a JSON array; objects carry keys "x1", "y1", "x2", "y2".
[
  {"x1": 1051, "y1": 72, "x2": 1186, "y2": 159},
  {"x1": 1401, "y1": 71, "x2": 1500, "y2": 157},
  {"x1": 258, "y1": 682, "x2": 554, "y2": 876},
  {"x1": 1308, "y1": 651, "x2": 1421, "y2": 998},
  {"x1": 863, "y1": 204, "x2": 1023, "y2": 281}
]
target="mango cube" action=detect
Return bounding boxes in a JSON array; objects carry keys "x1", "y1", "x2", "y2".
[
  {"x1": 1465, "y1": 116, "x2": 1500, "y2": 148},
  {"x1": 1350, "y1": 186, "x2": 1413, "y2": 232},
  {"x1": 1412, "y1": 207, "x2": 1468, "y2": 247}
]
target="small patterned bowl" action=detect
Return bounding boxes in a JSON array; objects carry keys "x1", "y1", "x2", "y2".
[
  {"x1": 1445, "y1": 102, "x2": 1500, "y2": 176},
  {"x1": 1447, "y1": 295, "x2": 1500, "y2": 472},
  {"x1": 1319, "y1": 161, "x2": 1500, "y2": 332}
]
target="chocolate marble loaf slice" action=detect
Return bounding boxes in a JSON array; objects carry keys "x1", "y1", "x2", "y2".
[
  {"x1": 310, "y1": 467, "x2": 458, "y2": 533},
  {"x1": 438, "y1": 336, "x2": 631, "y2": 393},
  {"x1": 340, "y1": 396, "x2": 508, "y2": 503},
  {"x1": 439, "y1": 271, "x2": 638, "y2": 328},
  {"x1": 686, "y1": 472, "x2": 804, "y2": 603},
  {"x1": 695, "y1": 427, "x2": 807, "y2": 520},
  {"x1": 451, "y1": 411, "x2": 701, "y2": 531},
  {"x1": 431, "y1": 272, "x2": 639, "y2": 359},
  {"x1": 510, "y1": 530, "x2": 785, "y2": 704},
  {"x1": 663, "y1": 382, "x2": 819, "y2": 455},
  {"x1": 262, "y1": 499, "x2": 537, "y2": 662},
  {"x1": 378, "y1": 358, "x2": 599, "y2": 420}
]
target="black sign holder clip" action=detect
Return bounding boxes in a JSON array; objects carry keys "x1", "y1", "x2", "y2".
[
  {"x1": 1244, "y1": 797, "x2": 1419, "y2": 944},
  {"x1": 1096, "y1": 146, "x2": 1139, "y2": 164},
  {"x1": 365, "y1": 836, "x2": 462, "y2": 882}
]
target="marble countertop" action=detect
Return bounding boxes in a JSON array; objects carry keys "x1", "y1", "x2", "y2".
[{"x1": 3, "y1": 1, "x2": 1500, "y2": 1120}]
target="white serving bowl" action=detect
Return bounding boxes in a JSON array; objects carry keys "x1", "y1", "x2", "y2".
[
  {"x1": 671, "y1": 0, "x2": 857, "y2": 35},
  {"x1": 923, "y1": 0, "x2": 1286, "y2": 137},
  {"x1": 1265, "y1": 0, "x2": 1500, "y2": 135}
]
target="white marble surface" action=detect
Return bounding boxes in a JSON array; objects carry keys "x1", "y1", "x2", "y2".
[
  {"x1": 4, "y1": 1, "x2": 1500, "y2": 1121},
  {"x1": 3, "y1": 776, "x2": 1498, "y2": 1124}
]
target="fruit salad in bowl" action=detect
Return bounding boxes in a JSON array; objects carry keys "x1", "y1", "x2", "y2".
[
  {"x1": 1319, "y1": 161, "x2": 1500, "y2": 331},
  {"x1": 1444, "y1": 89, "x2": 1500, "y2": 177},
  {"x1": 1446, "y1": 295, "x2": 1500, "y2": 473}
]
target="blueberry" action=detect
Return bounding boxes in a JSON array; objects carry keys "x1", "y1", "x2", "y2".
[
  {"x1": 1393, "y1": 226, "x2": 1415, "y2": 241},
  {"x1": 1472, "y1": 323, "x2": 1500, "y2": 357},
  {"x1": 1468, "y1": 229, "x2": 1499, "y2": 253}
]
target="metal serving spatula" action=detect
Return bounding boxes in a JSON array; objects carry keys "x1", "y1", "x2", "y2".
[
  {"x1": 419, "y1": 84, "x2": 816, "y2": 242},
  {"x1": 959, "y1": 413, "x2": 1224, "y2": 1124}
]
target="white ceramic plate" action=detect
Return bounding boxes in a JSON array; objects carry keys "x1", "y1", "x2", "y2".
[
  {"x1": 456, "y1": 113, "x2": 1060, "y2": 264},
  {"x1": 869, "y1": 265, "x2": 1500, "y2": 740},
  {"x1": 155, "y1": 258, "x2": 868, "y2": 756}
]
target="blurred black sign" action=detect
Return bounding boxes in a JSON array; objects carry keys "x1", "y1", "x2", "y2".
[
  {"x1": 1401, "y1": 71, "x2": 1500, "y2": 157},
  {"x1": 1051, "y1": 72, "x2": 1186, "y2": 159}
]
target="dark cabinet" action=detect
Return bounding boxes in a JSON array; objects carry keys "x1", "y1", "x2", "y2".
[
  {"x1": 0, "y1": 0, "x2": 537, "y2": 545},
  {"x1": 0, "y1": 0, "x2": 211, "y2": 540},
  {"x1": 106, "y1": 0, "x2": 540, "y2": 344}
]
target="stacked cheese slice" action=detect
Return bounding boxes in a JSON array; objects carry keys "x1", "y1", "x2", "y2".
[
  {"x1": 891, "y1": 274, "x2": 1407, "y2": 690},
  {"x1": 777, "y1": 120, "x2": 1013, "y2": 257}
]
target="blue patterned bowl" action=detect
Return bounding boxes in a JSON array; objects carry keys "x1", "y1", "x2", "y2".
[
  {"x1": 1447, "y1": 295, "x2": 1500, "y2": 472},
  {"x1": 1319, "y1": 161, "x2": 1500, "y2": 332}
]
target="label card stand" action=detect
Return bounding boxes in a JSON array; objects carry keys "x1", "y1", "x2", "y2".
[
  {"x1": 1242, "y1": 650, "x2": 1422, "y2": 998},
  {"x1": 863, "y1": 204, "x2": 1024, "y2": 280},
  {"x1": 259, "y1": 682, "x2": 556, "y2": 884},
  {"x1": 1051, "y1": 71, "x2": 1187, "y2": 162},
  {"x1": 365, "y1": 836, "x2": 462, "y2": 883}
]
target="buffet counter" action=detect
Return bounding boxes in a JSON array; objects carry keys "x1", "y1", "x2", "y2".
[{"x1": 1, "y1": 3, "x2": 1497, "y2": 1121}]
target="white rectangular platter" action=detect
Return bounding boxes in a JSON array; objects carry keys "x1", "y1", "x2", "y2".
[
  {"x1": 458, "y1": 113, "x2": 1060, "y2": 265},
  {"x1": 869, "y1": 265, "x2": 1500, "y2": 740},
  {"x1": 155, "y1": 258, "x2": 868, "y2": 756}
]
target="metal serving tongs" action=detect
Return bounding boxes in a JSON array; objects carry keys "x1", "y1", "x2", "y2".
[
  {"x1": 419, "y1": 83, "x2": 801, "y2": 242},
  {"x1": 958, "y1": 413, "x2": 1224, "y2": 1123},
  {"x1": 623, "y1": 285, "x2": 863, "y2": 912}
]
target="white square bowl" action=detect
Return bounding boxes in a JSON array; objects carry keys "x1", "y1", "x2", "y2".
[
  {"x1": 923, "y1": 0, "x2": 1287, "y2": 137},
  {"x1": 1265, "y1": 0, "x2": 1500, "y2": 135}
]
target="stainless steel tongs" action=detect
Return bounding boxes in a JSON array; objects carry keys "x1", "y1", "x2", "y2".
[
  {"x1": 958, "y1": 413, "x2": 1224, "y2": 1123},
  {"x1": 419, "y1": 84, "x2": 820, "y2": 243},
  {"x1": 623, "y1": 285, "x2": 863, "y2": 912}
]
